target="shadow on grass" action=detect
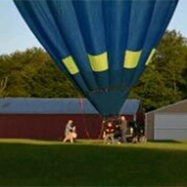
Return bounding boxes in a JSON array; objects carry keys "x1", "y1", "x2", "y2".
[
  {"x1": 149, "y1": 139, "x2": 183, "y2": 144},
  {"x1": 0, "y1": 141, "x2": 187, "y2": 186}
]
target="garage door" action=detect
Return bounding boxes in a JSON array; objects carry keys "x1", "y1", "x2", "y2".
[{"x1": 154, "y1": 113, "x2": 187, "y2": 140}]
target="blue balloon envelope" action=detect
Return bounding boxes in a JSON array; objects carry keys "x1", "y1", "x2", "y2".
[{"x1": 14, "y1": 0, "x2": 179, "y2": 116}]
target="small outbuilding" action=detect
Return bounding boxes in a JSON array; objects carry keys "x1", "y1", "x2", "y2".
[
  {"x1": 146, "y1": 99, "x2": 187, "y2": 141},
  {"x1": 0, "y1": 98, "x2": 144, "y2": 140}
]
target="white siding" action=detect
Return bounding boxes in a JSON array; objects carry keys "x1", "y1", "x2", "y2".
[{"x1": 154, "y1": 113, "x2": 187, "y2": 140}]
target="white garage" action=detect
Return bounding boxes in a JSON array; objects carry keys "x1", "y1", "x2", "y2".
[
  {"x1": 154, "y1": 113, "x2": 187, "y2": 140},
  {"x1": 146, "y1": 99, "x2": 187, "y2": 140}
]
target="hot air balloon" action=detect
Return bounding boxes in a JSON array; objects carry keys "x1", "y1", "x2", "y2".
[{"x1": 13, "y1": 0, "x2": 179, "y2": 116}]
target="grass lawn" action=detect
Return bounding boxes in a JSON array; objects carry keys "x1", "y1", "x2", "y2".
[{"x1": 0, "y1": 139, "x2": 187, "y2": 186}]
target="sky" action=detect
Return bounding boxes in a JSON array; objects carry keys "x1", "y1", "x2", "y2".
[{"x1": 0, "y1": 0, "x2": 187, "y2": 55}]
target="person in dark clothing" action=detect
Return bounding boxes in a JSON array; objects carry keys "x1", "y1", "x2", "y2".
[
  {"x1": 114, "y1": 118, "x2": 122, "y2": 143},
  {"x1": 120, "y1": 116, "x2": 127, "y2": 143},
  {"x1": 103, "y1": 121, "x2": 115, "y2": 144}
]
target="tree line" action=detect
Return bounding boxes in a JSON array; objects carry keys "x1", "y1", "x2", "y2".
[{"x1": 0, "y1": 30, "x2": 187, "y2": 112}]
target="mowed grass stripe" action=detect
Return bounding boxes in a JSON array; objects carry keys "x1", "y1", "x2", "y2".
[{"x1": 0, "y1": 139, "x2": 187, "y2": 186}]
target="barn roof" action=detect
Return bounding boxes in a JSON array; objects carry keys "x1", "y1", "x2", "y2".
[{"x1": 0, "y1": 98, "x2": 140, "y2": 115}]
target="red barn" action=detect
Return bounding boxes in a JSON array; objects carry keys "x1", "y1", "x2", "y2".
[{"x1": 0, "y1": 98, "x2": 144, "y2": 140}]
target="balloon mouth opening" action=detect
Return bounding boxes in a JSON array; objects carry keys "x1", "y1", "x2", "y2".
[{"x1": 86, "y1": 89, "x2": 130, "y2": 117}]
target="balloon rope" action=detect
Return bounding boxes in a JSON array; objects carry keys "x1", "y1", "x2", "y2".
[{"x1": 79, "y1": 98, "x2": 91, "y2": 139}]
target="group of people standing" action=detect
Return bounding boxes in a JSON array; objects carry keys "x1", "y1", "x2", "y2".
[
  {"x1": 103, "y1": 116, "x2": 128, "y2": 144},
  {"x1": 62, "y1": 115, "x2": 128, "y2": 144}
]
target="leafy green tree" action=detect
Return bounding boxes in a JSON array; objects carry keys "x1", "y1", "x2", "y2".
[
  {"x1": 25, "y1": 59, "x2": 81, "y2": 98},
  {"x1": 0, "y1": 77, "x2": 8, "y2": 97},
  {"x1": 0, "y1": 47, "x2": 81, "y2": 98},
  {"x1": 130, "y1": 30, "x2": 187, "y2": 111}
]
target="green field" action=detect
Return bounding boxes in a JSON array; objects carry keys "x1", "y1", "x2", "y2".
[{"x1": 0, "y1": 139, "x2": 187, "y2": 186}]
